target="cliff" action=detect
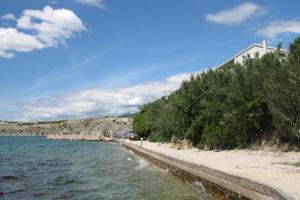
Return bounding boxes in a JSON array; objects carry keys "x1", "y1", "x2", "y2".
[{"x1": 0, "y1": 117, "x2": 132, "y2": 137}]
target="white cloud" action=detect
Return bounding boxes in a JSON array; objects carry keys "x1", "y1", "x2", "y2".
[
  {"x1": 0, "y1": 28, "x2": 44, "y2": 58},
  {"x1": 1, "y1": 13, "x2": 17, "y2": 21},
  {"x1": 0, "y1": 6, "x2": 85, "y2": 59},
  {"x1": 21, "y1": 72, "x2": 193, "y2": 121},
  {"x1": 206, "y1": 2, "x2": 264, "y2": 25},
  {"x1": 0, "y1": 51, "x2": 15, "y2": 59},
  {"x1": 256, "y1": 20, "x2": 300, "y2": 38},
  {"x1": 75, "y1": 0, "x2": 105, "y2": 8},
  {"x1": 17, "y1": 6, "x2": 86, "y2": 47}
]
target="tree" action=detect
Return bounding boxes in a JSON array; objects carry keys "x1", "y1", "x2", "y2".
[{"x1": 133, "y1": 37, "x2": 300, "y2": 149}]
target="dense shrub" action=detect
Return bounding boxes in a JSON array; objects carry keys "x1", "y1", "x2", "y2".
[{"x1": 133, "y1": 38, "x2": 300, "y2": 149}]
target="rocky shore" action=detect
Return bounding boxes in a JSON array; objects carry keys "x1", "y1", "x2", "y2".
[{"x1": 46, "y1": 134, "x2": 114, "y2": 142}]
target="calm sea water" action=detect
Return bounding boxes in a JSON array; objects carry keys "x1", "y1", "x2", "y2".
[{"x1": 0, "y1": 136, "x2": 211, "y2": 200}]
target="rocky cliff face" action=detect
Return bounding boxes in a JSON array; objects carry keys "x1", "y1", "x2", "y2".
[{"x1": 0, "y1": 117, "x2": 132, "y2": 137}]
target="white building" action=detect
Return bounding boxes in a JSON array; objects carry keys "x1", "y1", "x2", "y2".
[{"x1": 217, "y1": 40, "x2": 287, "y2": 69}]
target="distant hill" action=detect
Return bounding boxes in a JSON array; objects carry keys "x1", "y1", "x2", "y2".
[{"x1": 0, "y1": 117, "x2": 132, "y2": 137}]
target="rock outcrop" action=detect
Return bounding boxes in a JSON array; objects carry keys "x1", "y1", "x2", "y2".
[{"x1": 0, "y1": 117, "x2": 132, "y2": 137}]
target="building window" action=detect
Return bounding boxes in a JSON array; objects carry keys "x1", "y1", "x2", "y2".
[{"x1": 255, "y1": 52, "x2": 259, "y2": 58}]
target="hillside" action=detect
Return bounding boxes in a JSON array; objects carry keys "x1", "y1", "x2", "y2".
[{"x1": 0, "y1": 117, "x2": 132, "y2": 137}]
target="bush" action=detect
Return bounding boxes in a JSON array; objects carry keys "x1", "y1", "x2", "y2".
[{"x1": 133, "y1": 37, "x2": 300, "y2": 149}]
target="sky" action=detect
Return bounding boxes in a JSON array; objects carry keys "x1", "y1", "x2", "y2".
[{"x1": 0, "y1": 0, "x2": 300, "y2": 121}]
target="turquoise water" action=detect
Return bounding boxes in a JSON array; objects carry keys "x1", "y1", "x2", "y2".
[{"x1": 0, "y1": 137, "x2": 211, "y2": 200}]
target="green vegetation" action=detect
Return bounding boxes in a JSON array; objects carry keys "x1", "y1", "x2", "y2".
[
  {"x1": 18, "y1": 120, "x2": 67, "y2": 126},
  {"x1": 293, "y1": 163, "x2": 300, "y2": 168},
  {"x1": 133, "y1": 38, "x2": 300, "y2": 149}
]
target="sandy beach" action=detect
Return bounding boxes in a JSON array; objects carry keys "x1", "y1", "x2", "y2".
[{"x1": 123, "y1": 139, "x2": 300, "y2": 199}]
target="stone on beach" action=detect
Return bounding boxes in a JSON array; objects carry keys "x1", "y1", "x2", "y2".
[{"x1": 46, "y1": 134, "x2": 114, "y2": 142}]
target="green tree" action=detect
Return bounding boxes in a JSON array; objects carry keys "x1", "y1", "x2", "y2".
[{"x1": 133, "y1": 37, "x2": 300, "y2": 149}]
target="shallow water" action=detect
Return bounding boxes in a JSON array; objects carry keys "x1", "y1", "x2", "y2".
[{"x1": 0, "y1": 136, "x2": 212, "y2": 200}]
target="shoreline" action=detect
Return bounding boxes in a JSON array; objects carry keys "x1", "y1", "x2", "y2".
[
  {"x1": 119, "y1": 139, "x2": 299, "y2": 200},
  {"x1": 1, "y1": 135, "x2": 298, "y2": 199},
  {"x1": 46, "y1": 134, "x2": 114, "y2": 142},
  {"x1": 0, "y1": 134, "x2": 115, "y2": 142}
]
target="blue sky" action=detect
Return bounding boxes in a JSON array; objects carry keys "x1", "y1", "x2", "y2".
[{"x1": 0, "y1": 0, "x2": 300, "y2": 121}]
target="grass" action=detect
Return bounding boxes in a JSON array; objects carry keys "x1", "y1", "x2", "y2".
[
  {"x1": 17, "y1": 120, "x2": 67, "y2": 126},
  {"x1": 292, "y1": 162, "x2": 300, "y2": 168}
]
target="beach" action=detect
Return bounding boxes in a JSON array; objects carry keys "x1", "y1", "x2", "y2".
[{"x1": 123, "y1": 139, "x2": 300, "y2": 199}]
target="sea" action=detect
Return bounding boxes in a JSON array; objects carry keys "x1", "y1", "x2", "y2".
[{"x1": 0, "y1": 136, "x2": 212, "y2": 200}]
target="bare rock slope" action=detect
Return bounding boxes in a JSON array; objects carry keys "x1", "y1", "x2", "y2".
[{"x1": 0, "y1": 117, "x2": 132, "y2": 137}]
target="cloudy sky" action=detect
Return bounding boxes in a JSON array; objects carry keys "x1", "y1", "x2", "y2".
[{"x1": 0, "y1": 0, "x2": 300, "y2": 121}]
